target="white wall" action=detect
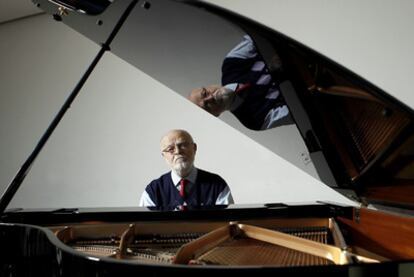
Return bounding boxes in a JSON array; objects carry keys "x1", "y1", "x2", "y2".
[{"x1": 0, "y1": 14, "x2": 356, "y2": 209}]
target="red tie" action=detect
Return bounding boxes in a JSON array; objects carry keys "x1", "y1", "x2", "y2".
[
  {"x1": 180, "y1": 179, "x2": 188, "y2": 198},
  {"x1": 235, "y1": 83, "x2": 251, "y2": 95}
]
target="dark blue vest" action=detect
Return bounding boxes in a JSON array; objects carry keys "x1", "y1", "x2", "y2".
[
  {"x1": 221, "y1": 52, "x2": 289, "y2": 130},
  {"x1": 144, "y1": 169, "x2": 228, "y2": 207}
]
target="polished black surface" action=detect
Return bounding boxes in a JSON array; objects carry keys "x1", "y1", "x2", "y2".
[{"x1": 1, "y1": 203, "x2": 353, "y2": 225}]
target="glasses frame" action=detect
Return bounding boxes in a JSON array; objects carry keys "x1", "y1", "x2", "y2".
[{"x1": 162, "y1": 141, "x2": 194, "y2": 154}]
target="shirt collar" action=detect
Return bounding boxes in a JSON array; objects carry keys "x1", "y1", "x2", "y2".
[
  {"x1": 171, "y1": 167, "x2": 198, "y2": 187},
  {"x1": 224, "y1": 83, "x2": 244, "y2": 111}
]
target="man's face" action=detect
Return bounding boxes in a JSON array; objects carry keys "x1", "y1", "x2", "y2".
[
  {"x1": 160, "y1": 130, "x2": 197, "y2": 177},
  {"x1": 189, "y1": 85, "x2": 233, "y2": 116}
]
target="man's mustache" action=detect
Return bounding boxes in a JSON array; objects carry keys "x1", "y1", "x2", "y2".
[{"x1": 174, "y1": 155, "x2": 186, "y2": 162}]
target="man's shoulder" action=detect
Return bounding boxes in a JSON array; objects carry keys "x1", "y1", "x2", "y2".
[
  {"x1": 147, "y1": 172, "x2": 172, "y2": 188},
  {"x1": 197, "y1": 168, "x2": 219, "y2": 177}
]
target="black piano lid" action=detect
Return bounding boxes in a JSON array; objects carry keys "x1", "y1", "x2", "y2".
[{"x1": 5, "y1": 0, "x2": 413, "y2": 211}]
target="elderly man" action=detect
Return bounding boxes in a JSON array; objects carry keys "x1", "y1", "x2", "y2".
[
  {"x1": 189, "y1": 35, "x2": 292, "y2": 130},
  {"x1": 139, "y1": 129, "x2": 233, "y2": 207}
]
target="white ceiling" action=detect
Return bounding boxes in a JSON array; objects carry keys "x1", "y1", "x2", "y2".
[{"x1": 0, "y1": 0, "x2": 42, "y2": 24}]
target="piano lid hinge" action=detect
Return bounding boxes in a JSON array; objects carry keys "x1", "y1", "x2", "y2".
[
  {"x1": 354, "y1": 197, "x2": 370, "y2": 223},
  {"x1": 360, "y1": 197, "x2": 369, "y2": 208},
  {"x1": 354, "y1": 208, "x2": 361, "y2": 224},
  {"x1": 53, "y1": 6, "x2": 69, "y2": 22}
]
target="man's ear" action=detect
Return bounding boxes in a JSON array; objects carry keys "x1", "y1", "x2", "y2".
[{"x1": 193, "y1": 143, "x2": 197, "y2": 152}]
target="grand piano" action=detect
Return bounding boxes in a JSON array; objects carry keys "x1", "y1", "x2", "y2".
[{"x1": 1, "y1": 0, "x2": 414, "y2": 276}]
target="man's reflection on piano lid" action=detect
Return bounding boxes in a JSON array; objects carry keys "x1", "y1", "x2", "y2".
[{"x1": 188, "y1": 35, "x2": 293, "y2": 131}]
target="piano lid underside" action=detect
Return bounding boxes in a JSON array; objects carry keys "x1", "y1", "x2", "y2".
[{"x1": 287, "y1": 45, "x2": 414, "y2": 205}]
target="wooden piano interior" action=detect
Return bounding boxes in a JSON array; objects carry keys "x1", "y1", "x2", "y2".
[
  {"x1": 46, "y1": 211, "x2": 414, "y2": 267},
  {"x1": 285, "y1": 43, "x2": 414, "y2": 207}
]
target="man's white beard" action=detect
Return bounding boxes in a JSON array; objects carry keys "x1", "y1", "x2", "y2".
[{"x1": 173, "y1": 160, "x2": 193, "y2": 177}]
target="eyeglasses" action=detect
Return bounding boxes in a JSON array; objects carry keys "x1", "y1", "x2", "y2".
[{"x1": 162, "y1": 142, "x2": 193, "y2": 154}]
